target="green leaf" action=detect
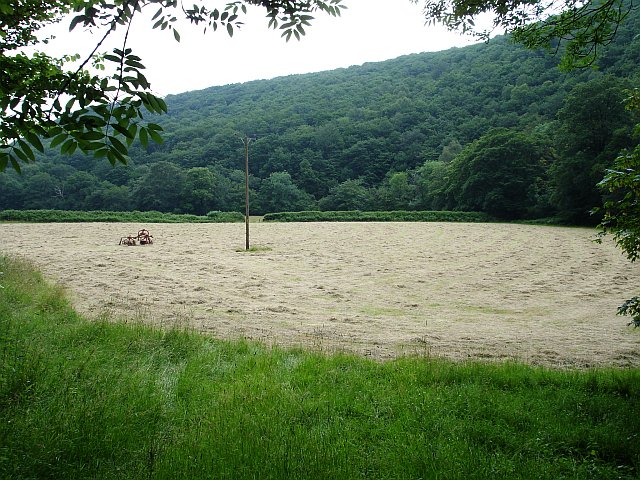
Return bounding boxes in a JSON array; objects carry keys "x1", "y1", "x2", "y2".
[
  {"x1": 13, "y1": 146, "x2": 29, "y2": 163},
  {"x1": 111, "y1": 123, "x2": 134, "y2": 139},
  {"x1": 139, "y1": 92, "x2": 156, "y2": 113},
  {"x1": 104, "y1": 54, "x2": 121, "y2": 63},
  {"x1": 80, "y1": 131, "x2": 104, "y2": 141},
  {"x1": 141, "y1": 93, "x2": 167, "y2": 114},
  {"x1": 127, "y1": 124, "x2": 138, "y2": 145},
  {"x1": 9, "y1": 155, "x2": 21, "y2": 174},
  {"x1": 0, "y1": 154, "x2": 8, "y2": 172},
  {"x1": 139, "y1": 127, "x2": 149, "y2": 149},
  {"x1": 156, "y1": 97, "x2": 168, "y2": 113},
  {"x1": 17, "y1": 139, "x2": 35, "y2": 161},
  {"x1": 226, "y1": 22, "x2": 233, "y2": 37},
  {"x1": 69, "y1": 15, "x2": 85, "y2": 31},
  {"x1": 137, "y1": 71, "x2": 150, "y2": 90},
  {"x1": 25, "y1": 132, "x2": 44, "y2": 153},
  {"x1": 152, "y1": 7, "x2": 163, "y2": 20},
  {"x1": 61, "y1": 139, "x2": 76, "y2": 155},
  {"x1": 173, "y1": 28, "x2": 181, "y2": 42},
  {"x1": 148, "y1": 128, "x2": 163, "y2": 144},
  {"x1": 50, "y1": 133, "x2": 67, "y2": 148},
  {"x1": 282, "y1": 30, "x2": 292, "y2": 41},
  {"x1": 108, "y1": 145, "x2": 127, "y2": 164},
  {"x1": 108, "y1": 135, "x2": 128, "y2": 155},
  {"x1": 124, "y1": 59, "x2": 145, "y2": 70},
  {"x1": 94, "y1": 147, "x2": 109, "y2": 159},
  {"x1": 78, "y1": 141, "x2": 104, "y2": 153}
]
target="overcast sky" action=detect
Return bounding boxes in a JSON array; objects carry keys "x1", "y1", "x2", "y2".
[{"x1": 41, "y1": 0, "x2": 482, "y2": 96}]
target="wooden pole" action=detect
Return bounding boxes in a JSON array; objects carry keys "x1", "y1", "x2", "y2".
[{"x1": 244, "y1": 136, "x2": 250, "y2": 251}]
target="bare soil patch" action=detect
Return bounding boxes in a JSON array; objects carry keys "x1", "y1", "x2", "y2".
[{"x1": 1, "y1": 221, "x2": 639, "y2": 367}]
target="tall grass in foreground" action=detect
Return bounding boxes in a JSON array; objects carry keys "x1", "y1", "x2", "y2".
[{"x1": 1, "y1": 255, "x2": 639, "y2": 479}]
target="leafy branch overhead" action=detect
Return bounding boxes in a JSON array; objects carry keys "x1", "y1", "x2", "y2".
[
  {"x1": 414, "y1": 0, "x2": 635, "y2": 69},
  {"x1": 0, "y1": 0, "x2": 345, "y2": 171}
]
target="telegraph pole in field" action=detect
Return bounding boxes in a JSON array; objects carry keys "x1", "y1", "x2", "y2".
[{"x1": 240, "y1": 134, "x2": 253, "y2": 250}]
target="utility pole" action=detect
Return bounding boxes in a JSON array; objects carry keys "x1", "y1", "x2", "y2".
[{"x1": 240, "y1": 134, "x2": 253, "y2": 250}]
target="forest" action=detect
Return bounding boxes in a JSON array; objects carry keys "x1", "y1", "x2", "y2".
[{"x1": 1, "y1": 8, "x2": 639, "y2": 224}]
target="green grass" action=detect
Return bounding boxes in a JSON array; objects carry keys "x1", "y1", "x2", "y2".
[
  {"x1": 235, "y1": 245, "x2": 273, "y2": 253},
  {"x1": 1, "y1": 255, "x2": 639, "y2": 479}
]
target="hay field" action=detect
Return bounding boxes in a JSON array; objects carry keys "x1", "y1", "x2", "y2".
[{"x1": 1, "y1": 221, "x2": 638, "y2": 367}]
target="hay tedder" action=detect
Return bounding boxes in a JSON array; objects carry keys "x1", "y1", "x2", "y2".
[{"x1": 119, "y1": 229, "x2": 153, "y2": 246}]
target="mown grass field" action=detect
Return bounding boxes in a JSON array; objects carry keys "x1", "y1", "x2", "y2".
[
  {"x1": 1, "y1": 255, "x2": 639, "y2": 479},
  {"x1": 1, "y1": 221, "x2": 638, "y2": 367}
]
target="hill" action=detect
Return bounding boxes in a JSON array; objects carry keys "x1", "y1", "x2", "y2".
[{"x1": 1, "y1": 8, "x2": 639, "y2": 221}]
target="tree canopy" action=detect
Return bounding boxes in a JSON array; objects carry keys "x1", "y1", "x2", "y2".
[
  {"x1": 446, "y1": 128, "x2": 548, "y2": 219},
  {"x1": 550, "y1": 75, "x2": 634, "y2": 223}
]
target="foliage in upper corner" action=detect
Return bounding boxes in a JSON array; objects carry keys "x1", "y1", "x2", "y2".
[
  {"x1": 0, "y1": 0, "x2": 345, "y2": 173},
  {"x1": 512, "y1": 0, "x2": 635, "y2": 70},
  {"x1": 0, "y1": 0, "x2": 168, "y2": 172},
  {"x1": 416, "y1": 0, "x2": 635, "y2": 70},
  {"x1": 595, "y1": 88, "x2": 640, "y2": 326}
]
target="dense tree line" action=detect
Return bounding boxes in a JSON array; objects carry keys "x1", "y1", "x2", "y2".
[{"x1": 1, "y1": 9, "x2": 639, "y2": 222}]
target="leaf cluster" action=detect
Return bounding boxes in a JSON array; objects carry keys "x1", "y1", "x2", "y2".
[
  {"x1": 513, "y1": 0, "x2": 635, "y2": 70},
  {"x1": 416, "y1": 0, "x2": 637, "y2": 69},
  {"x1": 1, "y1": 0, "x2": 170, "y2": 172}
]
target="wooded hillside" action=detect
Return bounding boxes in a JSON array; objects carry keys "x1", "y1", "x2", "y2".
[{"x1": 2, "y1": 8, "x2": 639, "y2": 223}]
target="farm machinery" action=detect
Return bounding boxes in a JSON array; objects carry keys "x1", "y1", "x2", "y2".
[{"x1": 119, "y1": 229, "x2": 153, "y2": 246}]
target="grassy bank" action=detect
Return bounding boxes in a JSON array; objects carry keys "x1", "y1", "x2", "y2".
[
  {"x1": 1, "y1": 255, "x2": 639, "y2": 479},
  {"x1": 0, "y1": 209, "x2": 244, "y2": 223}
]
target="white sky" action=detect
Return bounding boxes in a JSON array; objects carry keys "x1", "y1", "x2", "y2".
[{"x1": 39, "y1": 0, "x2": 482, "y2": 96}]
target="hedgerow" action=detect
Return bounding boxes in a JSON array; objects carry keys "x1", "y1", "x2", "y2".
[
  {"x1": 262, "y1": 210, "x2": 495, "y2": 223},
  {"x1": 0, "y1": 210, "x2": 244, "y2": 223}
]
